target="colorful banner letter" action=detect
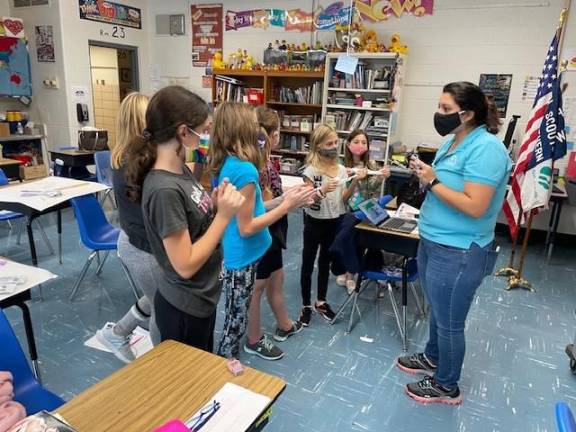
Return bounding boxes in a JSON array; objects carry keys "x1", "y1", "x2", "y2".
[
  {"x1": 315, "y1": 2, "x2": 353, "y2": 30},
  {"x1": 269, "y1": 9, "x2": 286, "y2": 27},
  {"x1": 356, "y1": 0, "x2": 433, "y2": 21},
  {"x1": 225, "y1": 10, "x2": 254, "y2": 31},
  {"x1": 78, "y1": 0, "x2": 142, "y2": 29},
  {"x1": 285, "y1": 9, "x2": 314, "y2": 32}
]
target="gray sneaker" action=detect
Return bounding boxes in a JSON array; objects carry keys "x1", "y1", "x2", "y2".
[
  {"x1": 96, "y1": 323, "x2": 135, "y2": 364},
  {"x1": 273, "y1": 321, "x2": 304, "y2": 342},
  {"x1": 244, "y1": 335, "x2": 284, "y2": 360}
]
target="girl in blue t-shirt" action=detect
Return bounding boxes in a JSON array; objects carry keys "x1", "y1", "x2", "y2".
[{"x1": 209, "y1": 102, "x2": 315, "y2": 359}]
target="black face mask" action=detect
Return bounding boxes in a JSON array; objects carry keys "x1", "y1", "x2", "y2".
[{"x1": 434, "y1": 111, "x2": 463, "y2": 136}]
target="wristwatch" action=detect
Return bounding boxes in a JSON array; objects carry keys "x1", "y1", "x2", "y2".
[{"x1": 426, "y1": 178, "x2": 440, "y2": 192}]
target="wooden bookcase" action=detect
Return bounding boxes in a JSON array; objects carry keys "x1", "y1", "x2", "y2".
[
  {"x1": 211, "y1": 70, "x2": 324, "y2": 173},
  {"x1": 321, "y1": 53, "x2": 406, "y2": 163}
]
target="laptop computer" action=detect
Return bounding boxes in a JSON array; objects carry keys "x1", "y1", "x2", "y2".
[{"x1": 358, "y1": 198, "x2": 418, "y2": 234}]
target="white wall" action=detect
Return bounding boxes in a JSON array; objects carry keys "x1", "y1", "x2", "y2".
[{"x1": 59, "y1": 0, "x2": 151, "y2": 148}]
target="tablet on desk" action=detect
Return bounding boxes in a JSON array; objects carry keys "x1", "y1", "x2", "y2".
[{"x1": 358, "y1": 198, "x2": 418, "y2": 234}]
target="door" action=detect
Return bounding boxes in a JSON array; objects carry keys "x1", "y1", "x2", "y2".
[{"x1": 88, "y1": 42, "x2": 139, "y2": 149}]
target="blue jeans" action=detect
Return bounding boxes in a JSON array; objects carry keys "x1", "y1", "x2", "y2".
[{"x1": 418, "y1": 237, "x2": 492, "y2": 389}]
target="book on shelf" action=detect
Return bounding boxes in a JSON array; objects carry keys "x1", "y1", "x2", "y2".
[
  {"x1": 214, "y1": 76, "x2": 263, "y2": 104},
  {"x1": 330, "y1": 63, "x2": 396, "y2": 90},
  {"x1": 279, "y1": 112, "x2": 317, "y2": 133},
  {"x1": 325, "y1": 110, "x2": 385, "y2": 132},
  {"x1": 272, "y1": 81, "x2": 323, "y2": 105}
]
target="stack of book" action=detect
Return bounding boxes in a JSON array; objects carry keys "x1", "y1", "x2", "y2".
[
  {"x1": 215, "y1": 76, "x2": 264, "y2": 103},
  {"x1": 330, "y1": 64, "x2": 396, "y2": 90},
  {"x1": 273, "y1": 82, "x2": 323, "y2": 105},
  {"x1": 366, "y1": 116, "x2": 389, "y2": 136},
  {"x1": 325, "y1": 110, "x2": 375, "y2": 131}
]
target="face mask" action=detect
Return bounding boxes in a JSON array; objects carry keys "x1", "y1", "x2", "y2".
[
  {"x1": 349, "y1": 143, "x2": 367, "y2": 156},
  {"x1": 318, "y1": 147, "x2": 339, "y2": 158},
  {"x1": 433, "y1": 111, "x2": 465, "y2": 136},
  {"x1": 188, "y1": 128, "x2": 210, "y2": 163}
]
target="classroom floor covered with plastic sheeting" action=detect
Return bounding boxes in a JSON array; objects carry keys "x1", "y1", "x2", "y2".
[{"x1": 2, "y1": 207, "x2": 576, "y2": 432}]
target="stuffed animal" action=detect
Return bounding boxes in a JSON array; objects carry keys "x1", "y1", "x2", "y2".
[
  {"x1": 362, "y1": 30, "x2": 379, "y2": 53},
  {"x1": 389, "y1": 34, "x2": 408, "y2": 54},
  {"x1": 212, "y1": 51, "x2": 224, "y2": 70}
]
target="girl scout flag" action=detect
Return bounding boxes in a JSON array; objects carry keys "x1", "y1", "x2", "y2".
[{"x1": 503, "y1": 21, "x2": 567, "y2": 240}]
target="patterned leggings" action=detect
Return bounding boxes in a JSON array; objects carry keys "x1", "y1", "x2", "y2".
[{"x1": 216, "y1": 263, "x2": 258, "y2": 359}]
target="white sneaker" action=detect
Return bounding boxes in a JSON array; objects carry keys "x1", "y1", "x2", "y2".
[
  {"x1": 336, "y1": 275, "x2": 347, "y2": 286},
  {"x1": 96, "y1": 323, "x2": 135, "y2": 364},
  {"x1": 346, "y1": 279, "x2": 356, "y2": 295}
]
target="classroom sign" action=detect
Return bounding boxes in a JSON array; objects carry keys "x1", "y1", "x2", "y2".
[
  {"x1": 79, "y1": 0, "x2": 142, "y2": 29},
  {"x1": 225, "y1": 0, "x2": 433, "y2": 32}
]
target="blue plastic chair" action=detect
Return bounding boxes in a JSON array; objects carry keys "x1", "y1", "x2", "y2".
[
  {"x1": 94, "y1": 150, "x2": 115, "y2": 208},
  {"x1": 0, "y1": 309, "x2": 64, "y2": 415},
  {"x1": 557, "y1": 402, "x2": 576, "y2": 432},
  {"x1": 0, "y1": 169, "x2": 53, "y2": 254},
  {"x1": 68, "y1": 194, "x2": 120, "y2": 300}
]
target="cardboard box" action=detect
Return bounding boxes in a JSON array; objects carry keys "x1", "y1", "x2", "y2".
[
  {"x1": 19, "y1": 164, "x2": 47, "y2": 180},
  {"x1": 0, "y1": 123, "x2": 10, "y2": 137}
]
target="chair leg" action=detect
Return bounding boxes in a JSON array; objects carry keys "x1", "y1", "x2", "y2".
[
  {"x1": 119, "y1": 253, "x2": 141, "y2": 301},
  {"x1": 96, "y1": 251, "x2": 101, "y2": 267},
  {"x1": 95, "y1": 250, "x2": 110, "y2": 275},
  {"x1": 69, "y1": 251, "x2": 97, "y2": 301},
  {"x1": 16, "y1": 218, "x2": 24, "y2": 244},
  {"x1": 387, "y1": 282, "x2": 405, "y2": 342},
  {"x1": 34, "y1": 218, "x2": 55, "y2": 255},
  {"x1": 409, "y1": 282, "x2": 426, "y2": 317}
]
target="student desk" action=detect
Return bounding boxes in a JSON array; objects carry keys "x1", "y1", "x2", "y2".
[
  {"x1": 0, "y1": 258, "x2": 57, "y2": 381},
  {"x1": 333, "y1": 221, "x2": 420, "y2": 352},
  {"x1": 58, "y1": 340, "x2": 286, "y2": 432},
  {"x1": 0, "y1": 177, "x2": 107, "y2": 266},
  {"x1": 49, "y1": 149, "x2": 95, "y2": 167}
]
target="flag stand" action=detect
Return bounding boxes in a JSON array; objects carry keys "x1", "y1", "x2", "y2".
[
  {"x1": 495, "y1": 209, "x2": 522, "y2": 278},
  {"x1": 507, "y1": 212, "x2": 535, "y2": 291}
]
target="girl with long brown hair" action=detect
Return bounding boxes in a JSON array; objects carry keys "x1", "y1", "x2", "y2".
[
  {"x1": 125, "y1": 86, "x2": 245, "y2": 351},
  {"x1": 209, "y1": 102, "x2": 314, "y2": 360}
]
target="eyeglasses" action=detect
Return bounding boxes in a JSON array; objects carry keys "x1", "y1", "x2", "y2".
[{"x1": 186, "y1": 400, "x2": 220, "y2": 431}]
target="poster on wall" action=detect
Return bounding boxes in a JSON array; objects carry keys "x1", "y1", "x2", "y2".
[
  {"x1": 79, "y1": 0, "x2": 142, "y2": 29},
  {"x1": 191, "y1": 4, "x2": 223, "y2": 68},
  {"x1": 479, "y1": 74, "x2": 513, "y2": 118},
  {"x1": 0, "y1": 18, "x2": 31, "y2": 97},
  {"x1": 35, "y1": 25, "x2": 55, "y2": 62}
]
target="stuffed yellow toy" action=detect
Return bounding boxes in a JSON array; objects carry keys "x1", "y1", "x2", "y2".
[
  {"x1": 212, "y1": 51, "x2": 224, "y2": 70},
  {"x1": 389, "y1": 34, "x2": 408, "y2": 54}
]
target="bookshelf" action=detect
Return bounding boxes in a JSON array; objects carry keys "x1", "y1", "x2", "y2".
[
  {"x1": 321, "y1": 53, "x2": 406, "y2": 163},
  {"x1": 212, "y1": 69, "x2": 324, "y2": 173}
]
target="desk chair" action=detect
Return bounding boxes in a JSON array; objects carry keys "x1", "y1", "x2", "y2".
[
  {"x1": 0, "y1": 309, "x2": 64, "y2": 414},
  {"x1": 0, "y1": 168, "x2": 54, "y2": 255},
  {"x1": 556, "y1": 401, "x2": 576, "y2": 432},
  {"x1": 94, "y1": 150, "x2": 115, "y2": 208},
  {"x1": 68, "y1": 194, "x2": 125, "y2": 301}
]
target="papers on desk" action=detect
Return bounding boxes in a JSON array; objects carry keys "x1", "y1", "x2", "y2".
[
  {"x1": 390, "y1": 203, "x2": 420, "y2": 220},
  {"x1": 0, "y1": 176, "x2": 108, "y2": 211},
  {"x1": 0, "y1": 259, "x2": 57, "y2": 302},
  {"x1": 185, "y1": 383, "x2": 271, "y2": 432}
]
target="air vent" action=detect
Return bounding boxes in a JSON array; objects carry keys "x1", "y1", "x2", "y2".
[{"x1": 14, "y1": 0, "x2": 49, "y2": 7}]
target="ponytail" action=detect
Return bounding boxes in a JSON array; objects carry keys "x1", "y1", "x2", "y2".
[
  {"x1": 125, "y1": 129, "x2": 157, "y2": 202},
  {"x1": 484, "y1": 95, "x2": 500, "y2": 134}
]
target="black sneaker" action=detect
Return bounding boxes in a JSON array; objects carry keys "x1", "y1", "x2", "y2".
[
  {"x1": 299, "y1": 307, "x2": 313, "y2": 327},
  {"x1": 405, "y1": 376, "x2": 463, "y2": 406},
  {"x1": 243, "y1": 335, "x2": 284, "y2": 361},
  {"x1": 315, "y1": 302, "x2": 336, "y2": 321},
  {"x1": 274, "y1": 321, "x2": 304, "y2": 342},
  {"x1": 396, "y1": 353, "x2": 437, "y2": 376}
]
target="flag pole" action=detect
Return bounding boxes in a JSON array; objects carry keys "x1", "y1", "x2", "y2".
[
  {"x1": 507, "y1": 211, "x2": 535, "y2": 291},
  {"x1": 495, "y1": 208, "x2": 522, "y2": 277}
]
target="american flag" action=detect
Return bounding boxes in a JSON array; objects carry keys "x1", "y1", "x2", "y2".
[{"x1": 502, "y1": 28, "x2": 567, "y2": 240}]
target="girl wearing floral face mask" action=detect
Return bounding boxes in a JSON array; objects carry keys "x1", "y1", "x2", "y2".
[{"x1": 336, "y1": 130, "x2": 391, "y2": 293}]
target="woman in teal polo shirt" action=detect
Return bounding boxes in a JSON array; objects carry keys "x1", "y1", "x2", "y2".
[{"x1": 397, "y1": 82, "x2": 512, "y2": 405}]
